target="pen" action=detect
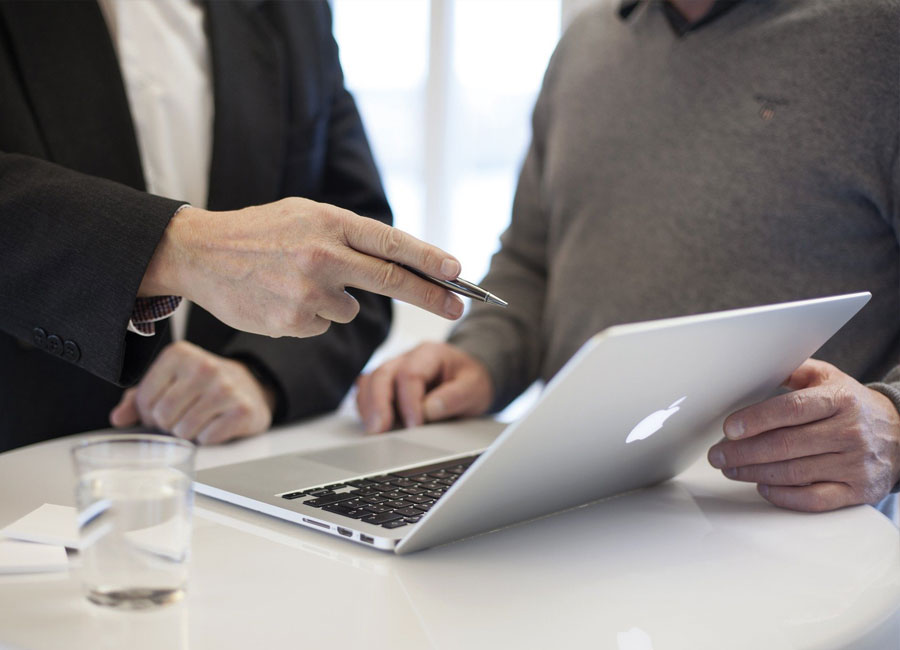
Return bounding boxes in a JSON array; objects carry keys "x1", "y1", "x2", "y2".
[{"x1": 401, "y1": 264, "x2": 508, "y2": 307}]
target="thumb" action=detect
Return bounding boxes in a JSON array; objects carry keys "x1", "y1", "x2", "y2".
[
  {"x1": 110, "y1": 388, "x2": 140, "y2": 427},
  {"x1": 423, "y1": 372, "x2": 488, "y2": 422},
  {"x1": 783, "y1": 358, "x2": 829, "y2": 391}
]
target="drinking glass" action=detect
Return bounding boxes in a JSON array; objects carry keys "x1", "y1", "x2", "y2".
[{"x1": 72, "y1": 434, "x2": 196, "y2": 609}]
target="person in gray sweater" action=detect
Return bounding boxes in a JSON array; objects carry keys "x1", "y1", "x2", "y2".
[{"x1": 356, "y1": 0, "x2": 900, "y2": 516}]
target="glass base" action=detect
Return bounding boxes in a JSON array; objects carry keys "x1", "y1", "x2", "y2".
[{"x1": 87, "y1": 587, "x2": 184, "y2": 610}]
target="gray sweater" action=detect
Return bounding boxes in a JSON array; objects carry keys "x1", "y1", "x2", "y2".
[{"x1": 450, "y1": 0, "x2": 900, "y2": 418}]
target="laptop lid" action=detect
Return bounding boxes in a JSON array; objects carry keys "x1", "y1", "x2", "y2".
[{"x1": 395, "y1": 292, "x2": 871, "y2": 553}]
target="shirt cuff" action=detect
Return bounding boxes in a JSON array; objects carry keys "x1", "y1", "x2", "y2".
[
  {"x1": 127, "y1": 203, "x2": 191, "y2": 337},
  {"x1": 128, "y1": 296, "x2": 183, "y2": 337}
]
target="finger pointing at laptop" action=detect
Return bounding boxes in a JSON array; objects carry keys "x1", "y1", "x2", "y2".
[{"x1": 707, "y1": 359, "x2": 900, "y2": 512}]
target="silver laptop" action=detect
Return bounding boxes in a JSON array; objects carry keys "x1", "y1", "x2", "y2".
[{"x1": 195, "y1": 292, "x2": 870, "y2": 554}]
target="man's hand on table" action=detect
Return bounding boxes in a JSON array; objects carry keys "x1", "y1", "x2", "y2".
[
  {"x1": 110, "y1": 341, "x2": 274, "y2": 445},
  {"x1": 356, "y1": 342, "x2": 494, "y2": 433},
  {"x1": 708, "y1": 358, "x2": 900, "y2": 511}
]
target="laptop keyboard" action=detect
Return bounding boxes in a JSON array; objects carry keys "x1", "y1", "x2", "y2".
[{"x1": 280, "y1": 455, "x2": 479, "y2": 530}]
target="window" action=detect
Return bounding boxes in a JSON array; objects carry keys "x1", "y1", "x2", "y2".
[{"x1": 332, "y1": 0, "x2": 562, "y2": 282}]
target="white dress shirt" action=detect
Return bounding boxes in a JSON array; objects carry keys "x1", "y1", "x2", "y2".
[{"x1": 98, "y1": 0, "x2": 213, "y2": 340}]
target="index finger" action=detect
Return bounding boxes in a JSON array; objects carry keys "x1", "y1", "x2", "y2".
[
  {"x1": 723, "y1": 386, "x2": 840, "y2": 440},
  {"x1": 342, "y1": 250, "x2": 464, "y2": 320},
  {"x1": 342, "y1": 215, "x2": 461, "y2": 281}
]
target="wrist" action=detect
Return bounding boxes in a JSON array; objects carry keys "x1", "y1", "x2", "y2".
[{"x1": 139, "y1": 205, "x2": 206, "y2": 299}]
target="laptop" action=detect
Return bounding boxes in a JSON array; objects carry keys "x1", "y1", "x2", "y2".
[{"x1": 195, "y1": 292, "x2": 870, "y2": 554}]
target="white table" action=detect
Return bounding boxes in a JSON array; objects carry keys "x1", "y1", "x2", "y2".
[{"x1": 1, "y1": 414, "x2": 898, "y2": 650}]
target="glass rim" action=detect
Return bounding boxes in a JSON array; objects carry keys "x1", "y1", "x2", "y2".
[{"x1": 71, "y1": 433, "x2": 196, "y2": 466}]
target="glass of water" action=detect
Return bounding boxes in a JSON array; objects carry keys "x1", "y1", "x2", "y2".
[{"x1": 72, "y1": 434, "x2": 196, "y2": 610}]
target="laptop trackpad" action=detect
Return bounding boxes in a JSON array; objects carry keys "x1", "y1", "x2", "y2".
[{"x1": 304, "y1": 438, "x2": 451, "y2": 475}]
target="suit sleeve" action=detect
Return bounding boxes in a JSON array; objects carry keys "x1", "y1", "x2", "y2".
[
  {"x1": 0, "y1": 152, "x2": 183, "y2": 385},
  {"x1": 217, "y1": 8, "x2": 392, "y2": 424},
  {"x1": 446, "y1": 41, "x2": 567, "y2": 413}
]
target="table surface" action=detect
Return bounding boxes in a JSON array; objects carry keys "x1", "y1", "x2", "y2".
[{"x1": 0, "y1": 414, "x2": 898, "y2": 650}]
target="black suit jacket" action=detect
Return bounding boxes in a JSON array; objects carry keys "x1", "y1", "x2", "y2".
[{"x1": 0, "y1": 1, "x2": 392, "y2": 452}]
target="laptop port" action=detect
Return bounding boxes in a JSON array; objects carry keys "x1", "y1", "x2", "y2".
[
  {"x1": 337, "y1": 527, "x2": 352, "y2": 538},
  {"x1": 360, "y1": 534, "x2": 374, "y2": 544},
  {"x1": 302, "y1": 517, "x2": 330, "y2": 529}
]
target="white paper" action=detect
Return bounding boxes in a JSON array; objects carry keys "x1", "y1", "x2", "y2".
[
  {"x1": 0, "y1": 539, "x2": 68, "y2": 574},
  {"x1": 1, "y1": 504, "x2": 80, "y2": 549}
]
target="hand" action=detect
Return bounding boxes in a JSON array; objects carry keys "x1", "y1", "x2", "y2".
[
  {"x1": 140, "y1": 198, "x2": 465, "y2": 338},
  {"x1": 356, "y1": 342, "x2": 494, "y2": 434},
  {"x1": 109, "y1": 341, "x2": 275, "y2": 445},
  {"x1": 707, "y1": 358, "x2": 900, "y2": 511}
]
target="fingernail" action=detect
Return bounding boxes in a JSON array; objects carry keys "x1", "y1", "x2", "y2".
[
  {"x1": 441, "y1": 258, "x2": 461, "y2": 278},
  {"x1": 758, "y1": 484, "x2": 769, "y2": 497},
  {"x1": 723, "y1": 467, "x2": 737, "y2": 478},
  {"x1": 724, "y1": 419, "x2": 745, "y2": 439},
  {"x1": 709, "y1": 449, "x2": 726, "y2": 468},
  {"x1": 445, "y1": 295, "x2": 463, "y2": 319},
  {"x1": 425, "y1": 396, "x2": 444, "y2": 420}
]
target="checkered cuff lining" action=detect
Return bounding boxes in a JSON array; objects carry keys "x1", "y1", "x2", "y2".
[{"x1": 127, "y1": 295, "x2": 182, "y2": 337}]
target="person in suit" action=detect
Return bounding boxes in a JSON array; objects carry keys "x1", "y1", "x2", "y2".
[
  {"x1": 0, "y1": 0, "x2": 465, "y2": 452},
  {"x1": 357, "y1": 0, "x2": 900, "y2": 517}
]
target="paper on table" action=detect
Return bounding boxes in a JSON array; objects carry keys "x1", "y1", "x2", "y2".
[
  {"x1": 1, "y1": 504, "x2": 80, "y2": 549},
  {"x1": 0, "y1": 538, "x2": 68, "y2": 574}
]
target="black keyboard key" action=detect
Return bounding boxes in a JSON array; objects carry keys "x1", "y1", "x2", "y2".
[
  {"x1": 383, "y1": 491, "x2": 405, "y2": 500},
  {"x1": 281, "y1": 492, "x2": 305, "y2": 500},
  {"x1": 382, "y1": 520, "x2": 409, "y2": 529},
  {"x1": 370, "y1": 484, "x2": 395, "y2": 493},
  {"x1": 405, "y1": 495, "x2": 431, "y2": 505},
  {"x1": 389, "y1": 455, "x2": 479, "y2": 479},
  {"x1": 347, "y1": 479, "x2": 375, "y2": 488},
  {"x1": 305, "y1": 489, "x2": 334, "y2": 497},
  {"x1": 362, "y1": 512, "x2": 402, "y2": 525},
  {"x1": 405, "y1": 516, "x2": 421, "y2": 524},
  {"x1": 437, "y1": 478, "x2": 457, "y2": 486},
  {"x1": 386, "y1": 500, "x2": 411, "y2": 509},
  {"x1": 390, "y1": 478, "x2": 417, "y2": 488},
  {"x1": 399, "y1": 487, "x2": 425, "y2": 495},
  {"x1": 364, "y1": 505, "x2": 391, "y2": 514},
  {"x1": 322, "y1": 504, "x2": 357, "y2": 516},
  {"x1": 305, "y1": 493, "x2": 355, "y2": 507},
  {"x1": 395, "y1": 507, "x2": 420, "y2": 517},
  {"x1": 412, "y1": 502, "x2": 435, "y2": 512},
  {"x1": 360, "y1": 495, "x2": 387, "y2": 504},
  {"x1": 367, "y1": 475, "x2": 395, "y2": 484},
  {"x1": 424, "y1": 490, "x2": 444, "y2": 499}
]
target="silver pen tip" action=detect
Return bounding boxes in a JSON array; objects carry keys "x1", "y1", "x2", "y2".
[{"x1": 485, "y1": 293, "x2": 508, "y2": 308}]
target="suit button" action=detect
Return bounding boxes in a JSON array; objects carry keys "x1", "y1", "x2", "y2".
[
  {"x1": 46, "y1": 334, "x2": 62, "y2": 356},
  {"x1": 32, "y1": 327, "x2": 47, "y2": 349},
  {"x1": 63, "y1": 340, "x2": 81, "y2": 363}
]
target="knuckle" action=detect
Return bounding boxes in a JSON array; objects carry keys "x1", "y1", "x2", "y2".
[
  {"x1": 380, "y1": 227, "x2": 404, "y2": 259},
  {"x1": 420, "y1": 283, "x2": 443, "y2": 309},
  {"x1": 832, "y1": 386, "x2": 860, "y2": 412},
  {"x1": 785, "y1": 392, "x2": 807, "y2": 420},
  {"x1": 378, "y1": 262, "x2": 403, "y2": 292}
]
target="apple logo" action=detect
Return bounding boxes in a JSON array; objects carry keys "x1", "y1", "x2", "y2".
[{"x1": 625, "y1": 396, "x2": 687, "y2": 443}]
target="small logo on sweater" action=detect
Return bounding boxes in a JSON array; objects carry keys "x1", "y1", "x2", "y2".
[{"x1": 754, "y1": 93, "x2": 789, "y2": 121}]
